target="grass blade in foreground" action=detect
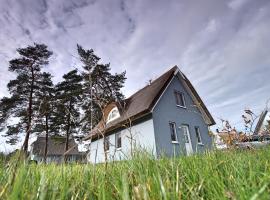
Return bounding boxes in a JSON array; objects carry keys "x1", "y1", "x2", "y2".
[{"x1": 0, "y1": 148, "x2": 270, "y2": 199}]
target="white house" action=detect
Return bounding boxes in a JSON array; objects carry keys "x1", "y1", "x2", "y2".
[{"x1": 85, "y1": 66, "x2": 215, "y2": 163}]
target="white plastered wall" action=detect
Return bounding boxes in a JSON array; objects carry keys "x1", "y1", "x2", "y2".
[{"x1": 87, "y1": 118, "x2": 156, "y2": 163}]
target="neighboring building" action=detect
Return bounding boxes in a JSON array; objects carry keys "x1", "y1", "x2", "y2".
[
  {"x1": 254, "y1": 110, "x2": 269, "y2": 135},
  {"x1": 85, "y1": 66, "x2": 215, "y2": 163},
  {"x1": 30, "y1": 136, "x2": 85, "y2": 163}
]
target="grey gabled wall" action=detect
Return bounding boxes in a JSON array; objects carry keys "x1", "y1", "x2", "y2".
[{"x1": 152, "y1": 74, "x2": 213, "y2": 157}]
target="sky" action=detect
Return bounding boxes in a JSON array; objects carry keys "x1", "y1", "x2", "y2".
[{"x1": 0, "y1": 0, "x2": 270, "y2": 152}]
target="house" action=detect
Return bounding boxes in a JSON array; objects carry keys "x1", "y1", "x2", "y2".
[
  {"x1": 30, "y1": 136, "x2": 85, "y2": 163},
  {"x1": 85, "y1": 66, "x2": 215, "y2": 163}
]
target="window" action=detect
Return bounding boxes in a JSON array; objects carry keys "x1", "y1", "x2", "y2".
[
  {"x1": 107, "y1": 107, "x2": 120, "y2": 123},
  {"x1": 195, "y1": 127, "x2": 202, "y2": 144},
  {"x1": 115, "y1": 132, "x2": 122, "y2": 149},
  {"x1": 169, "y1": 122, "x2": 178, "y2": 142},
  {"x1": 174, "y1": 91, "x2": 186, "y2": 107},
  {"x1": 104, "y1": 137, "x2": 110, "y2": 152}
]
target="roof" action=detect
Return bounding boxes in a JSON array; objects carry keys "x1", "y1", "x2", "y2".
[
  {"x1": 31, "y1": 136, "x2": 82, "y2": 156},
  {"x1": 85, "y1": 66, "x2": 215, "y2": 140}
]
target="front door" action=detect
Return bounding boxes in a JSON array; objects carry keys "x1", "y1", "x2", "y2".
[{"x1": 181, "y1": 125, "x2": 193, "y2": 155}]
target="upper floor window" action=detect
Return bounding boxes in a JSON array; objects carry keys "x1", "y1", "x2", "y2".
[
  {"x1": 195, "y1": 127, "x2": 202, "y2": 144},
  {"x1": 104, "y1": 137, "x2": 110, "y2": 152},
  {"x1": 169, "y1": 122, "x2": 178, "y2": 143},
  {"x1": 115, "y1": 132, "x2": 122, "y2": 149},
  {"x1": 107, "y1": 107, "x2": 120, "y2": 124},
  {"x1": 174, "y1": 91, "x2": 186, "y2": 108}
]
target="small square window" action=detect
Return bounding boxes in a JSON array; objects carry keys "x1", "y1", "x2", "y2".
[
  {"x1": 174, "y1": 91, "x2": 186, "y2": 107},
  {"x1": 195, "y1": 127, "x2": 202, "y2": 144},
  {"x1": 104, "y1": 137, "x2": 110, "y2": 151},
  {"x1": 115, "y1": 132, "x2": 122, "y2": 149},
  {"x1": 169, "y1": 122, "x2": 178, "y2": 142}
]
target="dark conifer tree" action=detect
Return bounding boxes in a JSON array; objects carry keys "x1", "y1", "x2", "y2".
[
  {"x1": 34, "y1": 72, "x2": 56, "y2": 163},
  {"x1": 54, "y1": 69, "x2": 83, "y2": 157},
  {"x1": 0, "y1": 44, "x2": 52, "y2": 153},
  {"x1": 77, "y1": 45, "x2": 126, "y2": 134}
]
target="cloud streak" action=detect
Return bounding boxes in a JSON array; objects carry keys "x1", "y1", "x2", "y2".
[{"x1": 0, "y1": 0, "x2": 269, "y2": 152}]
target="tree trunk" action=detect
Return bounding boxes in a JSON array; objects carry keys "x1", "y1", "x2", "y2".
[
  {"x1": 44, "y1": 114, "x2": 49, "y2": 163},
  {"x1": 23, "y1": 66, "x2": 34, "y2": 154},
  {"x1": 64, "y1": 101, "x2": 72, "y2": 162}
]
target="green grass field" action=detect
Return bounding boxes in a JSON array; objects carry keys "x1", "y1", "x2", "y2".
[{"x1": 1, "y1": 148, "x2": 270, "y2": 200}]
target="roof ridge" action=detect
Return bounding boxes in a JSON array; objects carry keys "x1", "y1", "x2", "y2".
[{"x1": 127, "y1": 66, "x2": 178, "y2": 100}]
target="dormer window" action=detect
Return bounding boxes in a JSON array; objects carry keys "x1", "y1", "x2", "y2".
[{"x1": 107, "y1": 107, "x2": 120, "y2": 124}]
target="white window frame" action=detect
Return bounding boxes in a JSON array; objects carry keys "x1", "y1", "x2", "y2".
[
  {"x1": 174, "y1": 90, "x2": 186, "y2": 108},
  {"x1": 169, "y1": 122, "x2": 179, "y2": 143},
  {"x1": 115, "y1": 132, "x2": 122, "y2": 150},
  {"x1": 195, "y1": 126, "x2": 203, "y2": 144},
  {"x1": 106, "y1": 107, "x2": 120, "y2": 124}
]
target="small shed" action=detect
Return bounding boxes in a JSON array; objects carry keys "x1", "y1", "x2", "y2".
[{"x1": 30, "y1": 136, "x2": 85, "y2": 163}]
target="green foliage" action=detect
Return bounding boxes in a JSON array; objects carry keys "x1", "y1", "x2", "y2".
[
  {"x1": 54, "y1": 69, "x2": 83, "y2": 150},
  {"x1": 1, "y1": 148, "x2": 270, "y2": 199},
  {"x1": 34, "y1": 72, "x2": 56, "y2": 134},
  {"x1": 77, "y1": 45, "x2": 126, "y2": 134},
  {"x1": 0, "y1": 43, "x2": 52, "y2": 148},
  {"x1": 0, "y1": 43, "x2": 127, "y2": 148}
]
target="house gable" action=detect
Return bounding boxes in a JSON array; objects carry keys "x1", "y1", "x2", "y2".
[
  {"x1": 152, "y1": 75, "x2": 213, "y2": 156},
  {"x1": 151, "y1": 70, "x2": 215, "y2": 126}
]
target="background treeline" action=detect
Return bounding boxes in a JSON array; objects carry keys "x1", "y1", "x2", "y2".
[{"x1": 0, "y1": 43, "x2": 126, "y2": 159}]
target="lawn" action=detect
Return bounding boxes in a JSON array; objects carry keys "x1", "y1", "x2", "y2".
[{"x1": 0, "y1": 147, "x2": 270, "y2": 200}]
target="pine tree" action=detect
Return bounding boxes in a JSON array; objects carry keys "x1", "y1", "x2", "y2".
[
  {"x1": 77, "y1": 45, "x2": 126, "y2": 134},
  {"x1": 34, "y1": 72, "x2": 56, "y2": 163},
  {"x1": 0, "y1": 43, "x2": 52, "y2": 153},
  {"x1": 54, "y1": 69, "x2": 83, "y2": 158}
]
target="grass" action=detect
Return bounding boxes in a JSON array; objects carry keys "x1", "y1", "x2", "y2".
[{"x1": 1, "y1": 148, "x2": 270, "y2": 199}]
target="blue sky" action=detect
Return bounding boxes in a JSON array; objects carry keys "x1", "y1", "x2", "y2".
[{"x1": 0, "y1": 0, "x2": 270, "y2": 152}]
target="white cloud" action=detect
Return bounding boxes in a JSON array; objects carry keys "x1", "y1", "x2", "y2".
[
  {"x1": 205, "y1": 19, "x2": 219, "y2": 33},
  {"x1": 0, "y1": 0, "x2": 270, "y2": 151},
  {"x1": 228, "y1": 0, "x2": 251, "y2": 10}
]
